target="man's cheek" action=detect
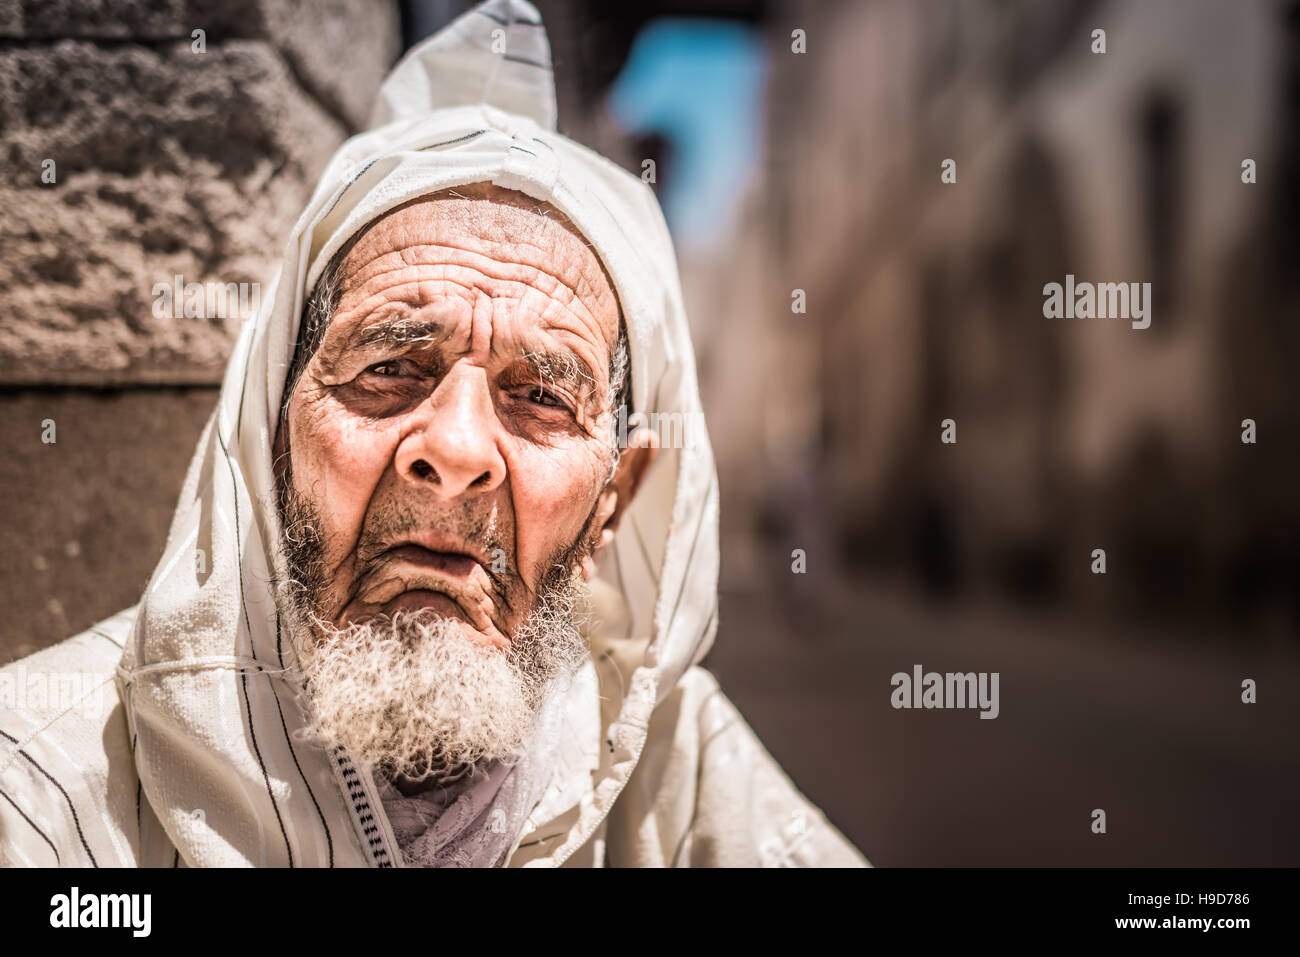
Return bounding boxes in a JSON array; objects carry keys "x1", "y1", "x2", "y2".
[
  {"x1": 512, "y1": 454, "x2": 605, "y2": 583},
  {"x1": 295, "y1": 411, "x2": 394, "y2": 556}
]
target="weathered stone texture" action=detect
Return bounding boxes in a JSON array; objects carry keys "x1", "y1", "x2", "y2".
[
  {"x1": 0, "y1": 388, "x2": 218, "y2": 660},
  {"x1": 0, "y1": 1, "x2": 400, "y2": 652},
  {"x1": 0, "y1": 1, "x2": 400, "y2": 128},
  {"x1": 0, "y1": 1, "x2": 401, "y2": 384}
]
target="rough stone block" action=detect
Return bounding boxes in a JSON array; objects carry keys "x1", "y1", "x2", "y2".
[
  {"x1": 0, "y1": 1, "x2": 401, "y2": 385},
  {"x1": 0, "y1": 39, "x2": 345, "y2": 383},
  {"x1": 0, "y1": 387, "x2": 218, "y2": 660},
  {"x1": 0, "y1": 0, "x2": 401, "y2": 128}
]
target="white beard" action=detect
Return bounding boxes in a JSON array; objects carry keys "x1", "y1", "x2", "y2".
[{"x1": 286, "y1": 574, "x2": 590, "y2": 785}]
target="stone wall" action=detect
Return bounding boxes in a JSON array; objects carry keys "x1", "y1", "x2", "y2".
[{"x1": 0, "y1": 0, "x2": 401, "y2": 659}]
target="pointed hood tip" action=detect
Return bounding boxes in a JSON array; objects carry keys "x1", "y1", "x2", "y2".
[{"x1": 368, "y1": 0, "x2": 558, "y2": 134}]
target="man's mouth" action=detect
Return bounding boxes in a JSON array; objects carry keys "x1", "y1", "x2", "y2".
[
  {"x1": 367, "y1": 541, "x2": 505, "y2": 636},
  {"x1": 336, "y1": 532, "x2": 511, "y2": 645},
  {"x1": 380, "y1": 544, "x2": 484, "y2": 620},
  {"x1": 385, "y1": 543, "x2": 482, "y2": 578}
]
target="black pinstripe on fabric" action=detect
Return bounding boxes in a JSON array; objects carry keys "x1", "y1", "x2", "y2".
[
  {"x1": 216, "y1": 426, "x2": 294, "y2": 867},
  {"x1": 274, "y1": 601, "x2": 284, "y2": 665},
  {"x1": 319, "y1": 130, "x2": 488, "y2": 230},
  {"x1": 418, "y1": 129, "x2": 488, "y2": 153},
  {"x1": 272, "y1": 613, "x2": 334, "y2": 865},
  {"x1": 308, "y1": 129, "x2": 490, "y2": 275},
  {"x1": 268, "y1": 667, "x2": 334, "y2": 866},
  {"x1": 596, "y1": 647, "x2": 626, "y2": 713},
  {"x1": 475, "y1": 8, "x2": 543, "y2": 26},
  {"x1": 239, "y1": 670, "x2": 293, "y2": 866},
  {"x1": 611, "y1": 544, "x2": 634, "y2": 641},
  {"x1": 698, "y1": 698, "x2": 735, "y2": 753},
  {"x1": 172, "y1": 848, "x2": 179, "y2": 867},
  {"x1": 503, "y1": 53, "x2": 551, "y2": 70},
  {"x1": 588, "y1": 190, "x2": 654, "y2": 312},
  {"x1": 90, "y1": 628, "x2": 123, "y2": 650},
  {"x1": 317, "y1": 158, "x2": 380, "y2": 223},
  {"x1": 671, "y1": 683, "x2": 731, "y2": 867},
  {"x1": 631, "y1": 515, "x2": 661, "y2": 588},
  {"x1": 0, "y1": 785, "x2": 61, "y2": 864},
  {"x1": 663, "y1": 481, "x2": 715, "y2": 646},
  {"x1": 234, "y1": 315, "x2": 259, "y2": 443},
  {"x1": 132, "y1": 732, "x2": 141, "y2": 846},
  {"x1": 0, "y1": 727, "x2": 97, "y2": 866},
  {"x1": 515, "y1": 831, "x2": 564, "y2": 849},
  {"x1": 702, "y1": 604, "x2": 719, "y2": 657}
]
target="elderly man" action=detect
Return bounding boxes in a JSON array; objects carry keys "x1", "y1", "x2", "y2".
[{"x1": 0, "y1": 0, "x2": 866, "y2": 867}]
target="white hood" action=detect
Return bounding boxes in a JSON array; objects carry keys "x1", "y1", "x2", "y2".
[{"x1": 116, "y1": 0, "x2": 720, "y2": 867}]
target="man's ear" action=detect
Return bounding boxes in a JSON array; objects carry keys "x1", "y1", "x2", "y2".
[{"x1": 581, "y1": 426, "x2": 659, "y2": 580}]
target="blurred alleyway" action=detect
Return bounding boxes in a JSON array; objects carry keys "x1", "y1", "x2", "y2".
[{"x1": 705, "y1": 567, "x2": 1300, "y2": 866}]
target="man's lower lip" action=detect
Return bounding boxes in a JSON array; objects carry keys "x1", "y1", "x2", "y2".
[{"x1": 386, "y1": 590, "x2": 465, "y2": 618}]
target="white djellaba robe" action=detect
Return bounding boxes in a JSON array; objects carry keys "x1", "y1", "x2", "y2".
[{"x1": 0, "y1": 0, "x2": 868, "y2": 868}]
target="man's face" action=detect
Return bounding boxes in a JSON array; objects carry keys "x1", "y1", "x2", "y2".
[{"x1": 277, "y1": 184, "x2": 623, "y2": 651}]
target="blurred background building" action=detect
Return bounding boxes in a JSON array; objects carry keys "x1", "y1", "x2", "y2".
[{"x1": 2, "y1": 0, "x2": 1297, "y2": 864}]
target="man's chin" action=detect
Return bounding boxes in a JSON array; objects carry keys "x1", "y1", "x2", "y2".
[
  {"x1": 284, "y1": 564, "x2": 589, "y2": 783},
  {"x1": 293, "y1": 605, "x2": 533, "y2": 781}
]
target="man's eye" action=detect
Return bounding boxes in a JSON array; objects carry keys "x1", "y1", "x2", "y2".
[
  {"x1": 526, "y1": 386, "x2": 563, "y2": 408},
  {"x1": 366, "y1": 360, "x2": 409, "y2": 377}
]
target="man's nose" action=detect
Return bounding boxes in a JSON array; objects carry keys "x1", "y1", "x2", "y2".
[{"x1": 395, "y1": 362, "x2": 506, "y2": 498}]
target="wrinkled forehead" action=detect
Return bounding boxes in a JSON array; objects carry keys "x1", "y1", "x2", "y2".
[{"x1": 325, "y1": 183, "x2": 622, "y2": 332}]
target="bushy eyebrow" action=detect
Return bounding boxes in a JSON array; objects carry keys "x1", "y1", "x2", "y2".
[
  {"x1": 515, "y1": 346, "x2": 600, "y2": 403},
  {"x1": 347, "y1": 316, "x2": 446, "y2": 351},
  {"x1": 342, "y1": 314, "x2": 604, "y2": 406}
]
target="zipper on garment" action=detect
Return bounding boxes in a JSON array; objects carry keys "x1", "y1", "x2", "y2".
[{"x1": 331, "y1": 746, "x2": 402, "y2": 868}]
